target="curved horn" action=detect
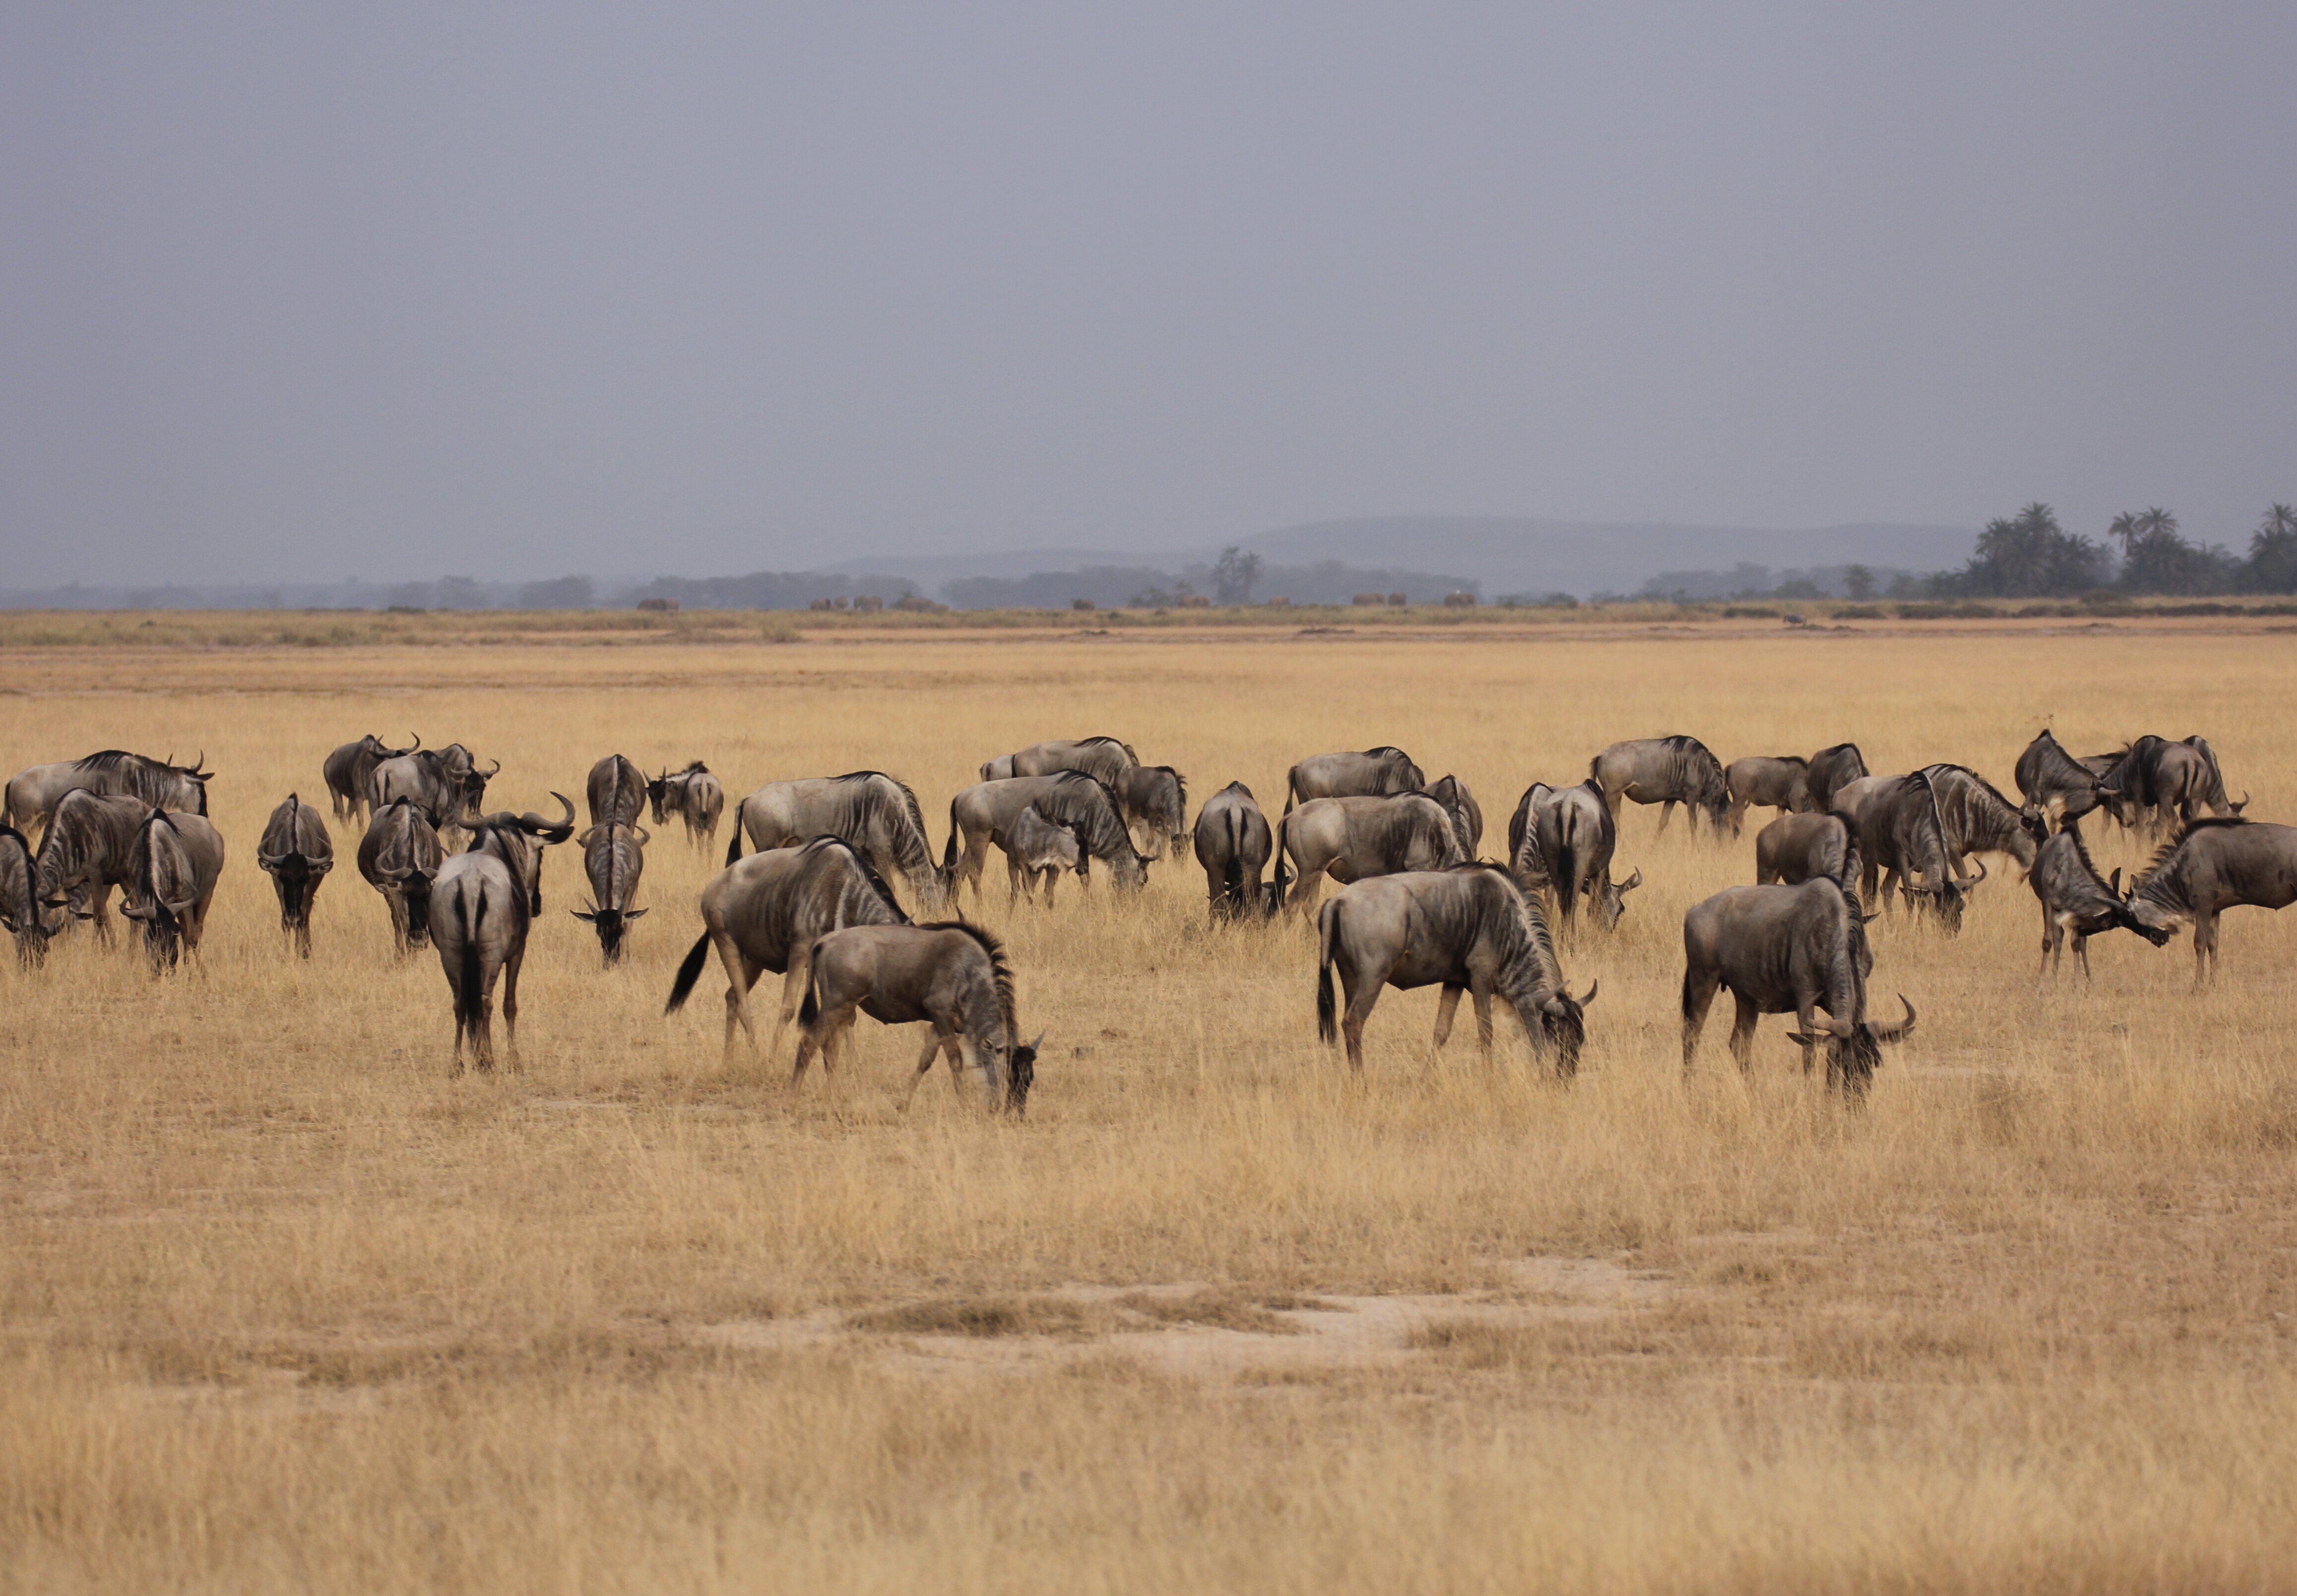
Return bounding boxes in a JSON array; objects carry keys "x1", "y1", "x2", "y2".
[
  {"x1": 632, "y1": 825, "x2": 652, "y2": 846},
  {"x1": 1866, "y1": 996, "x2": 1917, "y2": 1043},
  {"x1": 1578, "y1": 980, "x2": 1598, "y2": 1006},
  {"x1": 479, "y1": 758, "x2": 502, "y2": 777},
  {"x1": 1620, "y1": 868, "x2": 1642, "y2": 891}
]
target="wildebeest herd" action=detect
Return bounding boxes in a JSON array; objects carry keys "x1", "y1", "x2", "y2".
[{"x1": 2, "y1": 726, "x2": 2288, "y2": 1107}]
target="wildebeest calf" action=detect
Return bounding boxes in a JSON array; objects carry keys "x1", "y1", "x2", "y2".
[{"x1": 1003, "y1": 803, "x2": 1085, "y2": 906}]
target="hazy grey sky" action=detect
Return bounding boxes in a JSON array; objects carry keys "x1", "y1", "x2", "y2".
[{"x1": 4, "y1": 3, "x2": 2292, "y2": 585}]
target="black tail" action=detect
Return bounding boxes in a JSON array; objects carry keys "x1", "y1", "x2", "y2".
[
  {"x1": 1221, "y1": 808, "x2": 1243, "y2": 916},
  {"x1": 1272, "y1": 814, "x2": 1290, "y2": 907},
  {"x1": 1554, "y1": 832, "x2": 1578, "y2": 925},
  {"x1": 724, "y1": 797, "x2": 746, "y2": 866},
  {"x1": 664, "y1": 931, "x2": 711, "y2": 1014},
  {"x1": 797, "y1": 939, "x2": 826, "y2": 1027},
  {"x1": 455, "y1": 889, "x2": 485, "y2": 1042},
  {"x1": 941, "y1": 800, "x2": 961, "y2": 883},
  {"x1": 1316, "y1": 901, "x2": 1340, "y2": 1044}
]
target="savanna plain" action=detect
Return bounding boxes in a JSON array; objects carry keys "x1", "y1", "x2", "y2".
[{"x1": 6, "y1": 620, "x2": 2297, "y2": 1594}]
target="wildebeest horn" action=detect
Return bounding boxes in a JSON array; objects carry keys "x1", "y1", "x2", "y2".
[
  {"x1": 2233, "y1": 791, "x2": 2250, "y2": 814},
  {"x1": 1866, "y1": 996, "x2": 1916, "y2": 1042},
  {"x1": 633, "y1": 825, "x2": 652, "y2": 846},
  {"x1": 1620, "y1": 868, "x2": 1642, "y2": 892},
  {"x1": 2108, "y1": 867, "x2": 2122, "y2": 896},
  {"x1": 480, "y1": 758, "x2": 502, "y2": 777},
  {"x1": 520, "y1": 792, "x2": 576, "y2": 833},
  {"x1": 1578, "y1": 980, "x2": 1598, "y2": 1006}
]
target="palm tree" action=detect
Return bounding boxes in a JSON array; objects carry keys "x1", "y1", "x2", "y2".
[
  {"x1": 2108, "y1": 511, "x2": 2141, "y2": 563},
  {"x1": 2135, "y1": 507, "x2": 2178, "y2": 542}
]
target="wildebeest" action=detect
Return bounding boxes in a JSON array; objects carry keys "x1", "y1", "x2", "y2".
[
  {"x1": 119, "y1": 809, "x2": 225, "y2": 971},
  {"x1": 2099, "y1": 736, "x2": 2247, "y2": 836},
  {"x1": 646, "y1": 761, "x2": 725, "y2": 847},
  {"x1": 1754, "y1": 812, "x2": 1856, "y2": 887},
  {"x1": 463, "y1": 794, "x2": 578, "y2": 915},
  {"x1": 943, "y1": 773, "x2": 1148, "y2": 904},
  {"x1": 585, "y1": 754, "x2": 648, "y2": 829},
  {"x1": 0, "y1": 824, "x2": 55, "y2": 965},
  {"x1": 257, "y1": 794, "x2": 333, "y2": 958},
  {"x1": 1003, "y1": 804, "x2": 1086, "y2": 906},
  {"x1": 1423, "y1": 774, "x2": 1483, "y2": 856},
  {"x1": 1841, "y1": 771, "x2": 1982, "y2": 930},
  {"x1": 1679, "y1": 866, "x2": 1914, "y2": 1093},
  {"x1": 664, "y1": 836, "x2": 911, "y2": 1062},
  {"x1": 791, "y1": 921, "x2": 1041, "y2": 1113},
  {"x1": 1193, "y1": 781, "x2": 1276, "y2": 922},
  {"x1": 1285, "y1": 747, "x2": 1425, "y2": 811},
  {"x1": 30, "y1": 791, "x2": 147, "y2": 941},
  {"x1": 2028, "y1": 821, "x2": 2169, "y2": 983},
  {"x1": 1274, "y1": 793, "x2": 1466, "y2": 916},
  {"x1": 728, "y1": 772, "x2": 945, "y2": 910},
  {"x1": 571, "y1": 821, "x2": 648, "y2": 961},
  {"x1": 1590, "y1": 736, "x2": 1728, "y2": 836},
  {"x1": 2014, "y1": 730, "x2": 2105, "y2": 833},
  {"x1": 1506, "y1": 779, "x2": 1638, "y2": 931},
  {"x1": 981, "y1": 737, "x2": 1138, "y2": 790},
  {"x1": 369, "y1": 744, "x2": 497, "y2": 830},
  {"x1": 356, "y1": 798, "x2": 445, "y2": 952},
  {"x1": 2124, "y1": 818, "x2": 2297, "y2": 987},
  {"x1": 1315, "y1": 865, "x2": 1592, "y2": 1075},
  {"x1": 1114, "y1": 764, "x2": 1189, "y2": 859},
  {"x1": 4, "y1": 750, "x2": 212, "y2": 840},
  {"x1": 321, "y1": 734, "x2": 418, "y2": 821},
  {"x1": 1918, "y1": 763, "x2": 2039, "y2": 879},
  {"x1": 1723, "y1": 756, "x2": 1812, "y2": 836},
  {"x1": 427, "y1": 850, "x2": 528, "y2": 1071},
  {"x1": 1803, "y1": 742, "x2": 1869, "y2": 814}
]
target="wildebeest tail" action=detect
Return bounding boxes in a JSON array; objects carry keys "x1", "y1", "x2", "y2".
[
  {"x1": 1554, "y1": 831, "x2": 1578, "y2": 925},
  {"x1": 1316, "y1": 901, "x2": 1340, "y2": 1044},
  {"x1": 941, "y1": 799, "x2": 961, "y2": 880},
  {"x1": 664, "y1": 931, "x2": 712, "y2": 1014},
  {"x1": 455, "y1": 889, "x2": 485, "y2": 1041},
  {"x1": 1222, "y1": 807, "x2": 1243, "y2": 914},
  {"x1": 724, "y1": 797, "x2": 746, "y2": 866},
  {"x1": 1272, "y1": 813, "x2": 1290, "y2": 904},
  {"x1": 798, "y1": 939, "x2": 827, "y2": 1027}
]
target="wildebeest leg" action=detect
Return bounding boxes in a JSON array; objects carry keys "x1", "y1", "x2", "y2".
[
  {"x1": 1470, "y1": 980, "x2": 1496, "y2": 1060},
  {"x1": 1007, "y1": 853, "x2": 1024, "y2": 908},
  {"x1": 1730, "y1": 994, "x2": 1764, "y2": 1074},
  {"x1": 766, "y1": 959, "x2": 810, "y2": 1061},
  {"x1": 1656, "y1": 800, "x2": 1676, "y2": 835},
  {"x1": 2193, "y1": 912, "x2": 2219, "y2": 989},
  {"x1": 2073, "y1": 932, "x2": 2093, "y2": 984},
  {"x1": 789, "y1": 1004, "x2": 846, "y2": 1093},
  {"x1": 2038, "y1": 910, "x2": 2059, "y2": 984},
  {"x1": 1042, "y1": 868, "x2": 1058, "y2": 909},
  {"x1": 898, "y1": 1031, "x2": 950, "y2": 1112},
  {"x1": 1426, "y1": 984, "x2": 1464, "y2": 1077},
  {"x1": 1680, "y1": 968, "x2": 1722, "y2": 1073},
  {"x1": 1339, "y1": 959, "x2": 1389, "y2": 1073},
  {"x1": 712, "y1": 937, "x2": 765, "y2": 1059},
  {"x1": 501, "y1": 943, "x2": 523, "y2": 1070}
]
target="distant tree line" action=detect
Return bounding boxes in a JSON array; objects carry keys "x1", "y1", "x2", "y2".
[{"x1": 1936, "y1": 502, "x2": 2297, "y2": 599}]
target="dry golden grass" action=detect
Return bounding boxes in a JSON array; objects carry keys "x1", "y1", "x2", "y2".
[{"x1": 4, "y1": 624, "x2": 2297, "y2": 1593}]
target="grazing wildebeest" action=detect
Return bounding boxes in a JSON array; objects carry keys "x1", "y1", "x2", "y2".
[
  {"x1": 1825, "y1": 771, "x2": 1898, "y2": 834},
  {"x1": 1423, "y1": 774, "x2": 1483, "y2": 856},
  {"x1": 1273, "y1": 793, "x2": 1466, "y2": 916},
  {"x1": 30, "y1": 791, "x2": 147, "y2": 942},
  {"x1": 1680, "y1": 868, "x2": 1914, "y2": 1094},
  {"x1": 728, "y1": 772, "x2": 944, "y2": 910},
  {"x1": 2124, "y1": 818, "x2": 2297, "y2": 988},
  {"x1": 4, "y1": 750, "x2": 212, "y2": 840},
  {"x1": 357, "y1": 798, "x2": 445, "y2": 952},
  {"x1": 1315, "y1": 865, "x2": 1593, "y2": 1076},
  {"x1": 119, "y1": 809, "x2": 225, "y2": 971},
  {"x1": 1002, "y1": 804, "x2": 1086, "y2": 906},
  {"x1": 2099, "y1": 736, "x2": 2247, "y2": 836},
  {"x1": 2014, "y1": 730, "x2": 2105, "y2": 834},
  {"x1": 256, "y1": 794, "x2": 334, "y2": 958},
  {"x1": 1754, "y1": 812, "x2": 1856, "y2": 887},
  {"x1": 1193, "y1": 781, "x2": 1276, "y2": 922},
  {"x1": 1114, "y1": 764, "x2": 1189, "y2": 859},
  {"x1": 1919, "y1": 763, "x2": 2040, "y2": 880},
  {"x1": 0, "y1": 824, "x2": 56, "y2": 965},
  {"x1": 1590, "y1": 737, "x2": 1728, "y2": 836},
  {"x1": 791, "y1": 921, "x2": 1041, "y2": 1114},
  {"x1": 943, "y1": 773, "x2": 1148, "y2": 904},
  {"x1": 646, "y1": 761, "x2": 725, "y2": 847},
  {"x1": 1507, "y1": 780, "x2": 1638, "y2": 931},
  {"x1": 369, "y1": 744, "x2": 496, "y2": 830},
  {"x1": 427, "y1": 850, "x2": 528, "y2": 1071},
  {"x1": 464, "y1": 794, "x2": 578, "y2": 915},
  {"x1": 1284, "y1": 747, "x2": 1425, "y2": 811},
  {"x1": 571, "y1": 821, "x2": 649, "y2": 962},
  {"x1": 1843, "y1": 771, "x2": 1982, "y2": 930},
  {"x1": 2028, "y1": 821, "x2": 2169, "y2": 983},
  {"x1": 981, "y1": 737, "x2": 1139, "y2": 789},
  {"x1": 664, "y1": 836, "x2": 911, "y2": 1062},
  {"x1": 585, "y1": 754, "x2": 648, "y2": 829},
  {"x1": 1803, "y1": 742, "x2": 1869, "y2": 815},
  {"x1": 1723, "y1": 756, "x2": 1812, "y2": 836},
  {"x1": 321, "y1": 734, "x2": 418, "y2": 821}
]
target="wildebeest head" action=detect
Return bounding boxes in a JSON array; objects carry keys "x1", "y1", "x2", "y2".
[
  {"x1": 1788, "y1": 995, "x2": 1916, "y2": 1094},
  {"x1": 0, "y1": 823, "x2": 59, "y2": 965},
  {"x1": 645, "y1": 769, "x2": 672, "y2": 823},
  {"x1": 572, "y1": 901, "x2": 648, "y2": 960},
  {"x1": 1537, "y1": 982, "x2": 1596, "y2": 1075},
  {"x1": 1590, "y1": 868, "x2": 1642, "y2": 932},
  {"x1": 1901, "y1": 857, "x2": 1984, "y2": 934},
  {"x1": 1004, "y1": 1029, "x2": 1044, "y2": 1115}
]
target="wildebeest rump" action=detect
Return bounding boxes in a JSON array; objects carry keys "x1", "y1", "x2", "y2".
[
  {"x1": 322, "y1": 734, "x2": 418, "y2": 821},
  {"x1": 369, "y1": 744, "x2": 496, "y2": 830},
  {"x1": 1114, "y1": 764, "x2": 1189, "y2": 859},
  {"x1": 943, "y1": 773, "x2": 1148, "y2": 903},
  {"x1": 427, "y1": 850, "x2": 528, "y2": 1071},
  {"x1": 1315, "y1": 865, "x2": 1592, "y2": 1075},
  {"x1": 646, "y1": 761, "x2": 725, "y2": 848},
  {"x1": 120, "y1": 809, "x2": 225, "y2": 971},
  {"x1": 728, "y1": 772, "x2": 944, "y2": 910},
  {"x1": 1423, "y1": 774, "x2": 1483, "y2": 857},
  {"x1": 585, "y1": 754, "x2": 648, "y2": 829},
  {"x1": 1193, "y1": 781, "x2": 1275, "y2": 922},
  {"x1": 357, "y1": 798, "x2": 445, "y2": 953},
  {"x1": 2125, "y1": 818, "x2": 2297, "y2": 987},
  {"x1": 572, "y1": 821, "x2": 649, "y2": 962},
  {"x1": 665, "y1": 835, "x2": 912, "y2": 1062},
  {"x1": 1590, "y1": 736, "x2": 1728, "y2": 836},
  {"x1": 1274, "y1": 793, "x2": 1465, "y2": 916},
  {"x1": 1754, "y1": 812, "x2": 1855, "y2": 887},
  {"x1": 1803, "y1": 743, "x2": 1869, "y2": 814},
  {"x1": 1506, "y1": 779, "x2": 1638, "y2": 931},
  {"x1": 2099, "y1": 736, "x2": 2246, "y2": 835},
  {"x1": 1285, "y1": 747, "x2": 1425, "y2": 812},
  {"x1": 792, "y1": 921, "x2": 1041, "y2": 1113},
  {"x1": 2027, "y1": 821, "x2": 2167, "y2": 983},
  {"x1": 257, "y1": 794, "x2": 334, "y2": 958}
]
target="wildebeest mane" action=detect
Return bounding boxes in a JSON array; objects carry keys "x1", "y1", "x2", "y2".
[
  {"x1": 2129, "y1": 815, "x2": 2251, "y2": 905},
  {"x1": 915, "y1": 919, "x2": 1018, "y2": 1041},
  {"x1": 1032, "y1": 771, "x2": 1136, "y2": 863},
  {"x1": 800, "y1": 833, "x2": 908, "y2": 920}
]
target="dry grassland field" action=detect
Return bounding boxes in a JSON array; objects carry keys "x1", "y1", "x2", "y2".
[{"x1": 7, "y1": 617, "x2": 2297, "y2": 1593}]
